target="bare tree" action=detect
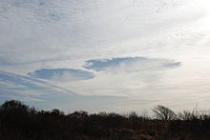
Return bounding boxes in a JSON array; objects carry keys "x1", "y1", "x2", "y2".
[
  {"x1": 178, "y1": 110, "x2": 200, "y2": 120},
  {"x1": 152, "y1": 105, "x2": 176, "y2": 121}
]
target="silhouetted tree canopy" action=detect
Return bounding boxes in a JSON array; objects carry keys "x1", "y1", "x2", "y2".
[
  {"x1": 152, "y1": 105, "x2": 176, "y2": 121},
  {"x1": 0, "y1": 100, "x2": 210, "y2": 140},
  {"x1": 1, "y1": 100, "x2": 28, "y2": 111}
]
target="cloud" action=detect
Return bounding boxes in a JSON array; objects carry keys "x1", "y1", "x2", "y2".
[
  {"x1": 0, "y1": 71, "x2": 158, "y2": 113},
  {"x1": 0, "y1": 71, "x2": 77, "y2": 98},
  {"x1": 28, "y1": 68, "x2": 95, "y2": 82},
  {"x1": 0, "y1": 0, "x2": 206, "y2": 71},
  {"x1": 84, "y1": 57, "x2": 181, "y2": 72},
  {"x1": 57, "y1": 57, "x2": 181, "y2": 99}
]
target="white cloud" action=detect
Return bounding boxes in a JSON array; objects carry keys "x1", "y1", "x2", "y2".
[
  {"x1": 54, "y1": 57, "x2": 180, "y2": 98},
  {"x1": 1, "y1": 0, "x2": 208, "y2": 70}
]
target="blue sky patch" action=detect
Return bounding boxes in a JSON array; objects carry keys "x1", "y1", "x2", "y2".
[
  {"x1": 84, "y1": 57, "x2": 181, "y2": 72},
  {"x1": 28, "y1": 68, "x2": 95, "y2": 81}
]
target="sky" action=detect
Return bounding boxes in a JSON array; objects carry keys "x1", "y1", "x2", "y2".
[{"x1": 1, "y1": 0, "x2": 210, "y2": 114}]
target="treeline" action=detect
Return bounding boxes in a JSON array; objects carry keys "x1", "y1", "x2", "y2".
[{"x1": 0, "y1": 100, "x2": 210, "y2": 140}]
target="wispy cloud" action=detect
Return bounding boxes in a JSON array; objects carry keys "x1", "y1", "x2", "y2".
[
  {"x1": 1, "y1": 71, "x2": 160, "y2": 113},
  {"x1": 57, "y1": 57, "x2": 181, "y2": 99},
  {"x1": 0, "y1": 71, "x2": 77, "y2": 98},
  {"x1": 0, "y1": 0, "x2": 207, "y2": 71}
]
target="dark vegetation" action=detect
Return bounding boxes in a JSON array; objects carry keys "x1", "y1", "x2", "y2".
[{"x1": 1, "y1": 100, "x2": 210, "y2": 140}]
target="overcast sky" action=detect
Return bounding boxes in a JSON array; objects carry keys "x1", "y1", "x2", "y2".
[{"x1": 1, "y1": 0, "x2": 210, "y2": 113}]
